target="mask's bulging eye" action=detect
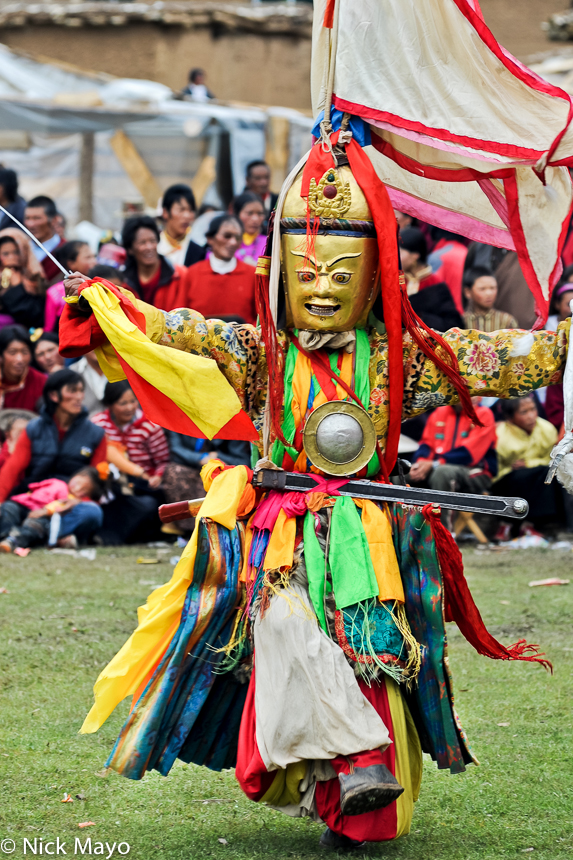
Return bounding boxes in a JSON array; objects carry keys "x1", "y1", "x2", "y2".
[
  {"x1": 332, "y1": 273, "x2": 351, "y2": 285},
  {"x1": 297, "y1": 271, "x2": 315, "y2": 284}
]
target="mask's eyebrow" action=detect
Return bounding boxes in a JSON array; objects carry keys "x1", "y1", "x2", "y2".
[
  {"x1": 325, "y1": 252, "x2": 362, "y2": 269},
  {"x1": 290, "y1": 250, "x2": 317, "y2": 268}
]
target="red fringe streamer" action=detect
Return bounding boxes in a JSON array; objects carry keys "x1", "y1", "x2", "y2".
[
  {"x1": 400, "y1": 279, "x2": 482, "y2": 427},
  {"x1": 255, "y1": 261, "x2": 288, "y2": 448},
  {"x1": 422, "y1": 505, "x2": 552, "y2": 672}
]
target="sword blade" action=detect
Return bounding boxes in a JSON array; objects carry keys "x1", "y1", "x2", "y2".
[
  {"x1": 253, "y1": 470, "x2": 528, "y2": 519},
  {"x1": 0, "y1": 204, "x2": 70, "y2": 279}
]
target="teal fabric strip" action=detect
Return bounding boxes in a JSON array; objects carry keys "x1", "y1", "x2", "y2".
[{"x1": 304, "y1": 498, "x2": 380, "y2": 630}]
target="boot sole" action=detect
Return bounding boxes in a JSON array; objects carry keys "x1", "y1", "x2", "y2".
[{"x1": 340, "y1": 784, "x2": 404, "y2": 816}]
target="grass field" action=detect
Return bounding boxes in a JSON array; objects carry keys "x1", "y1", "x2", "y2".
[{"x1": 1, "y1": 545, "x2": 572, "y2": 860}]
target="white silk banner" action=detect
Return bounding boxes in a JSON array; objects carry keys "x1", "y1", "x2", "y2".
[{"x1": 312, "y1": 0, "x2": 573, "y2": 323}]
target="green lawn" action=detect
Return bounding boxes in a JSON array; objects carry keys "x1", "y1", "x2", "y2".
[{"x1": 1, "y1": 546, "x2": 572, "y2": 860}]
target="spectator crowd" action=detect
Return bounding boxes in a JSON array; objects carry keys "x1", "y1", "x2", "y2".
[{"x1": 0, "y1": 159, "x2": 571, "y2": 552}]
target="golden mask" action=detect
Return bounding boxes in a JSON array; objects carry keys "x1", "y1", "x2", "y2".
[{"x1": 280, "y1": 164, "x2": 380, "y2": 332}]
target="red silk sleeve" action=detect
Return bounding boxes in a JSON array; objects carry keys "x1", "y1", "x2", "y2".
[{"x1": 58, "y1": 302, "x2": 107, "y2": 359}]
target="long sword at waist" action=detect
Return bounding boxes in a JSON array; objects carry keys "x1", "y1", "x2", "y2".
[
  {"x1": 253, "y1": 470, "x2": 528, "y2": 519},
  {"x1": 158, "y1": 470, "x2": 528, "y2": 522}
]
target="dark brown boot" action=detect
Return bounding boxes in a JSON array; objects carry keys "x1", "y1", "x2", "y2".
[
  {"x1": 319, "y1": 828, "x2": 366, "y2": 851},
  {"x1": 339, "y1": 764, "x2": 404, "y2": 817}
]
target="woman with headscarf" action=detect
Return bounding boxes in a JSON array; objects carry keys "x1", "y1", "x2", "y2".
[{"x1": 0, "y1": 228, "x2": 46, "y2": 329}]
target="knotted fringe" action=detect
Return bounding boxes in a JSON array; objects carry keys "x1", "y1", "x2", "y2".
[
  {"x1": 400, "y1": 278, "x2": 481, "y2": 427},
  {"x1": 392, "y1": 601, "x2": 423, "y2": 686},
  {"x1": 339, "y1": 599, "x2": 422, "y2": 687},
  {"x1": 423, "y1": 505, "x2": 553, "y2": 672}
]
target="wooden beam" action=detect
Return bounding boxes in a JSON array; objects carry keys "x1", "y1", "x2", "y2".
[
  {"x1": 110, "y1": 130, "x2": 162, "y2": 209},
  {"x1": 79, "y1": 131, "x2": 94, "y2": 223},
  {"x1": 265, "y1": 115, "x2": 290, "y2": 193},
  {"x1": 191, "y1": 154, "x2": 217, "y2": 207}
]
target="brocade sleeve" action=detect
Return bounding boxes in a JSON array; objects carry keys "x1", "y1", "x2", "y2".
[{"x1": 405, "y1": 321, "x2": 570, "y2": 417}]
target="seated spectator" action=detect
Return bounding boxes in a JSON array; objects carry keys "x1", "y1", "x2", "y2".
[
  {"x1": 233, "y1": 192, "x2": 266, "y2": 267},
  {"x1": 182, "y1": 215, "x2": 257, "y2": 325},
  {"x1": 244, "y1": 160, "x2": 277, "y2": 219},
  {"x1": 0, "y1": 231, "x2": 46, "y2": 329},
  {"x1": 0, "y1": 368, "x2": 106, "y2": 503},
  {"x1": 91, "y1": 380, "x2": 169, "y2": 544},
  {"x1": 0, "y1": 168, "x2": 26, "y2": 232},
  {"x1": 45, "y1": 241, "x2": 97, "y2": 333},
  {"x1": 121, "y1": 215, "x2": 186, "y2": 311},
  {"x1": 158, "y1": 184, "x2": 203, "y2": 267},
  {"x1": 462, "y1": 266, "x2": 518, "y2": 331},
  {"x1": 0, "y1": 466, "x2": 104, "y2": 553},
  {"x1": 494, "y1": 396, "x2": 570, "y2": 533},
  {"x1": 409, "y1": 400, "x2": 497, "y2": 526},
  {"x1": 427, "y1": 227, "x2": 469, "y2": 315},
  {"x1": 33, "y1": 332, "x2": 65, "y2": 375},
  {"x1": 0, "y1": 326, "x2": 46, "y2": 412},
  {"x1": 546, "y1": 281, "x2": 573, "y2": 333},
  {"x1": 24, "y1": 196, "x2": 65, "y2": 283},
  {"x1": 399, "y1": 227, "x2": 463, "y2": 331},
  {"x1": 464, "y1": 243, "x2": 535, "y2": 329},
  {"x1": 544, "y1": 283, "x2": 573, "y2": 430},
  {"x1": 0, "y1": 234, "x2": 22, "y2": 290}
]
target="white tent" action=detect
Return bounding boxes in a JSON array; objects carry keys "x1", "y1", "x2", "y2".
[{"x1": 0, "y1": 44, "x2": 312, "y2": 232}]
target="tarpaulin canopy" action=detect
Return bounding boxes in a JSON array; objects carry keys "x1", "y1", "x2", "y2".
[{"x1": 312, "y1": 0, "x2": 573, "y2": 324}]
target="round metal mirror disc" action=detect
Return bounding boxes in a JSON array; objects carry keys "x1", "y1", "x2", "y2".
[
  {"x1": 303, "y1": 400, "x2": 378, "y2": 477},
  {"x1": 315, "y1": 413, "x2": 364, "y2": 464}
]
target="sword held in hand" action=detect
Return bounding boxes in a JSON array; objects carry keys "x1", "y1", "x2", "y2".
[{"x1": 0, "y1": 204, "x2": 71, "y2": 279}]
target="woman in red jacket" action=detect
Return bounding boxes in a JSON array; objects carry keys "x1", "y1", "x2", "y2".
[
  {"x1": 120, "y1": 215, "x2": 186, "y2": 311},
  {"x1": 181, "y1": 214, "x2": 257, "y2": 325}
]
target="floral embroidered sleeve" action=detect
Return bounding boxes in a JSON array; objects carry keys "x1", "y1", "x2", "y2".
[{"x1": 405, "y1": 321, "x2": 570, "y2": 417}]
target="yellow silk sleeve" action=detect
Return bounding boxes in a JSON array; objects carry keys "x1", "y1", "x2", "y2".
[{"x1": 83, "y1": 282, "x2": 243, "y2": 439}]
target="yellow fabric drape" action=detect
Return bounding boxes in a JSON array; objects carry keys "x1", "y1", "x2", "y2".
[
  {"x1": 83, "y1": 281, "x2": 242, "y2": 439},
  {"x1": 354, "y1": 499, "x2": 404, "y2": 604},
  {"x1": 264, "y1": 508, "x2": 298, "y2": 572},
  {"x1": 260, "y1": 761, "x2": 308, "y2": 807},
  {"x1": 385, "y1": 677, "x2": 423, "y2": 836},
  {"x1": 80, "y1": 466, "x2": 248, "y2": 734}
]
